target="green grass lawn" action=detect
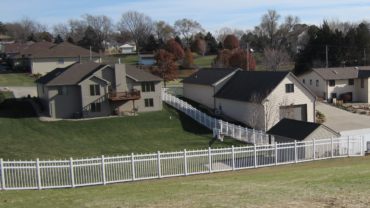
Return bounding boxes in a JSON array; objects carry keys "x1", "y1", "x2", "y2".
[
  {"x1": 0, "y1": 99, "x2": 242, "y2": 160},
  {"x1": 102, "y1": 55, "x2": 139, "y2": 65},
  {"x1": 0, "y1": 73, "x2": 36, "y2": 86},
  {"x1": 1, "y1": 157, "x2": 369, "y2": 208},
  {"x1": 194, "y1": 55, "x2": 216, "y2": 68}
]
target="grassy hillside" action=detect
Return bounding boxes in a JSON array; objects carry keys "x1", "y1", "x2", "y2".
[
  {"x1": 1, "y1": 157, "x2": 369, "y2": 208},
  {"x1": 0, "y1": 99, "x2": 241, "y2": 160},
  {"x1": 0, "y1": 73, "x2": 36, "y2": 86}
]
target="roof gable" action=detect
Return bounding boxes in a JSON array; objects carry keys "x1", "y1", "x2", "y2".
[
  {"x1": 182, "y1": 68, "x2": 236, "y2": 86},
  {"x1": 215, "y1": 71, "x2": 289, "y2": 102}
]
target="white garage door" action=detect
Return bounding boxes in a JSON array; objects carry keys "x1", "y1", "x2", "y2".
[{"x1": 280, "y1": 104, "x2": 307, "y2": 121}]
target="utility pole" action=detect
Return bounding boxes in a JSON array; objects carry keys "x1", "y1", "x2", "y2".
[
  {"x1": 364, "y1": 48, "x2": 367, "y2": 66},
  {"x1": 325, "y1": 45, "x2": 329, "y2": 68},
  {"x1": 247, "y1": 43, "x2": 250, "y2": 71}
]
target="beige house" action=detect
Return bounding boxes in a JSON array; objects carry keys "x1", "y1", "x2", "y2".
[
  {"x1": 183, "y1": 70, "x2": 316, "y2": 131},
  {"x1": 182, "y1": 68, "x2": 239, "y2": 109},
  {"x1": 14, "y1": 42, "x2": 100, "y2": 75},
  {"x1": 267, "y1": 118, "x2": 340, "y2": 143},
  {"x1": 298, "y1": 66, "x2": 370, "y2": 102},
  {"x1": 36, "y1": 62, "x2": 162, "y2": 119}
]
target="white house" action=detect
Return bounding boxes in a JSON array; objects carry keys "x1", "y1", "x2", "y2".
[
  {"x1": 182, "y1": 68, "x2": 239, "y2": 109},
  {"x1": 119, "y1": 43, "x2": 136, "y2": 54},
  {"x1": 183, "y1": 69, "x2": 316, "y2": 131},
  {"x1": 298, "y1": 66, "x2": 370, "y2": 102}
]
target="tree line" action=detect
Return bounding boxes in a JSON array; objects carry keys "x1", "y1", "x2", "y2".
[{"x1": 1, "y1": 10, "x2": 370, "y2": 74}]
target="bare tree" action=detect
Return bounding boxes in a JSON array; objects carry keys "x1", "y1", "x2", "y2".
[
  {"x1": 53, "y1": 23, "x2": 70, "y2": 40},
  {"x1": 68, "y1": 19, "x2": 87, "y2": 42},
  {"x1": 174, "y1": 18, "x2": 204, "y2": 47},
  {"x1": 5, "y1": 17, "x2": 46, "y2": 41},
  {"x1": 260, "y1": 10, "x2": 280, "y2": 47},
  {"x1": 154, "y1": 21, "x2": 175, "y2": 42},
  {"x1": 117, "y1": 11, "x2": 153, "y2": 53},
  {"x1": 83, "y1": 14, "x2": 113, "y2": 49},
  {"x1": 215, "y1": 27, "x2": 233, "y2": 42},
  {"x1": 263, "y1": 48, "x2": 291, "y2": 71}
]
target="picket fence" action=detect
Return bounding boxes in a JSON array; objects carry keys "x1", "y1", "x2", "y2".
[
  {"x1": 161, "y1": 90, "x2": 271, "y2": 144},
  {"x1": 0, "y1": 137, "x2": 364, "y2": 191}
]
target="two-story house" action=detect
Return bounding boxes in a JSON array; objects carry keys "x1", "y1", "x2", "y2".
[
  {"x1": 298, "y1": 66, "x2": 370, "y2": 102},
  {"x1": 36, "y1": 62, "x2": 162, "y2": 119}
]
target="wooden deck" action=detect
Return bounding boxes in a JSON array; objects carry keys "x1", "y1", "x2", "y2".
[{"x1": 108, "y1": 90, "x2": 141, "y2": 101}]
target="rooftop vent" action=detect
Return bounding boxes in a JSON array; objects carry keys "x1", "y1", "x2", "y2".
[{"x1": 332, "y1": 70, "x2": 338, "y2": 74}]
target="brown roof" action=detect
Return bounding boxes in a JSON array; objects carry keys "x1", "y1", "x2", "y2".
[
  {"x1": 36, "y1": 63, "x2": 161, "y2": 86},
  {"x1": 4, "y1": 42, "x2": 34, "y2": 54},
  {"x1": 313, "y1": 66, "x2": 370, "y2": 80},
  {"x1": 16, "y1": 42, "x2": 99, "y2": 58},
  {"x1": 126, "y1": 65, "x2": 162, "y2": 82}
]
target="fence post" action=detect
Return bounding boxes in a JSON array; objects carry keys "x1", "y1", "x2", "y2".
[
  {"x1": 69, "y1": 157, "x2": 75, "y2": 188},
  {"x1": 313, "y1": 139, "x2": 316, "y2": 160},
  {"x1": 232, "y1": 146, "x2": 235, "y2": 170},
  {"x1": 131, "y1": 153, "x2": 135, "y2": 181},
  {"x1": 294, "y1": 140, "x2": 298, "y2": 163},
  {"x1": 36, "y1": 158, "x2": 42, "y2": 190},
  {"x1": 101, "y1": 155, "x2": 106, "y2": 185},
  {"x1": 361, "y1": 136, "x2": 365, "y2": 156},
  {"x1": 254, "y1": 144, "x2": 257, "y2": 168},
  {"x1": 184, "y1": 149, "x2": 188, "y2": 176},
  {"x1": 157, "y1": 151, "x2": 162, "y2": 178},
  {"x1": 0, "y1": 159, "x2": 5, "y2": 190},
  {"x1": 348, "y1": 136, "x2": 350, "y2": 156},
  {"x1": 253, "y1": 129, "x2": 256, "y2": 144},
  {"x1": 275, "y1": 142, "x2": 278, "y2": 165},
  {"x1": 331, "y1": 137, "x2": 334, "y2": 158},
  {"x1": 208, "y1": 147, "x2": 212, "y2": 173}
]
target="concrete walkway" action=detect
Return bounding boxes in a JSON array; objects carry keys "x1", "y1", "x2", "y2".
[{"x1": 317, "y1": 102, "x2": 370, "y2": 132}]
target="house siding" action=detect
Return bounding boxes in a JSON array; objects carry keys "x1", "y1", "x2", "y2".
[
  {"x1": 298, "y1": 71, "x2": 327, "y2": 98},
  {"x1": 183, "y1": 83, "x2": 214, "y2": 109},
  {"x1": 264, "y1": 74, "x2": 315, "y2": 130},
  {"x1": 47, "y1": 85, "x2": 82, "y2": 118},
  {"x1": 31, "y1": 57, "x2": 100, "y2": 75}
]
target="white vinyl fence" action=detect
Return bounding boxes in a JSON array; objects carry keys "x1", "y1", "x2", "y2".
[
  {"x1": 0, "y1": 137, "x2": 364, "y2": 191},
  {"x1": 162, "y1": 90, "x2": 271, "y2": 144}
]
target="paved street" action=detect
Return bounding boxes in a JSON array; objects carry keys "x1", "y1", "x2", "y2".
[
  {"x1": 316, "y1": 102, "x2": 370, "y2": 132},
  {"x1": 0, "y1": 86, "x2": 37, "y2": 98}
]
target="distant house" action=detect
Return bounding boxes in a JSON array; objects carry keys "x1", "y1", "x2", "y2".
[
  {"x1": 183, "y1": 69, "x2": 316, "y2": 131},
  {"x1": 298, "y1": 66, "x2": 370, "y2": 102},
  {"x1": 182, "y1": 68, "x2": 239, "y2": 109},
  {"x1": 119, "y1": 43, "x2": 136, "y2": 54},
  {"x1": 139, "y1": 54, "x2": 156, "y2": 66},
  {"x1": 36, "y1": 62, "x2": 162, "y2": 119},
  {"x1": 13, "y1": 42, "x2": 100, "y2": 75},
  {"x1": 267, "y1": 118, "x2": 340, "y2": 143}
]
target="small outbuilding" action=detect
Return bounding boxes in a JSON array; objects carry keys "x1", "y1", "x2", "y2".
[{"x1": 267, "y1": 118, "x2": 340, "y2": 143}]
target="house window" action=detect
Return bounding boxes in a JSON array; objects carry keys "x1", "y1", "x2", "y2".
[
  {"x1": 329, "y1": 80, "x2": 335, "y2": 86},
  {"x1": 144, "y1": 98, "x2": 154, "y2": 107},
  {"x1": 90, "y1": 102, "x2": 101, "y2": 112},
  {"x1": 141, "y1": 82, "x2": 155, "y2": 92},
  {"x1": 348, "y1": 79, "x2": 354, "y2": 85},
  {"x1": 302, "y1": 79, "x2": 305, "y2": 84},
  {"x1": 310, "y1": 79, "x2": 312, "y2": 85},
  {"x1": 90, "y1": 84, "x2": 100, "y2": 96},
  {"x1": 285, "y1": 84, "x2": 294, "y2": 93},
  {"x1": 361, "y1": 79, "x2": 365, "y2": 88},
  {"x1": 57, "y1": 58, "x2": 64, "y2": 64},
  {"x1": 316, "y1": 80, "x2": 319, "y2": 87},
  {"x1": 57, "y1": 86, "x2": 67, "y2": 95}
]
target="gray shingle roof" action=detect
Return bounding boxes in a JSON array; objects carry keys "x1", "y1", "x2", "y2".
[
  {"x1": 313, "y1": 66, "x2": 370, "y2": 80},
  {"x1": 36, "y1": 63, "x2": 162, "y2": 86},
  {"x1": 126, "y1": 65, "x2": 162, "y2": 82},
  {"x1": 215, "y1": 71, "x2": 289, "y2": 102},
  {"x1": 182, "y1": 68, "x2": 236, "y2": 86}
]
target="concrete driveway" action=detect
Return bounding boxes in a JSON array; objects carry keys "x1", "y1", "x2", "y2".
[
  {"x1": 0, "y1": 86, "x2": 37, "y2": 98},
  {"x1": 317, "y1": 102, "x2": 370, "y2": 132}
]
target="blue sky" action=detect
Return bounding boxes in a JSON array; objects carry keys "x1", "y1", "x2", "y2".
[{"x1": 1, "y1": 0, "x2": 370, "y2": 32}]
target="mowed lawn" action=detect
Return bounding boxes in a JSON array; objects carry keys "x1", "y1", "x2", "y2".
[
  {"x1": 0, "y1": 73, "x2": 36, "y2": 86},
  {"x1": 0, "y1": 99, "x2": 241, "y2": 160},
  {"x1": 1, "y1": 157, "x2": 369, "y2": 208}
]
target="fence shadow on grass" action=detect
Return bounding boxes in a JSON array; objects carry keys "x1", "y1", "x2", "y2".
[{"x1": 0, "y1": 98, "x2": 38, "y2": 118}]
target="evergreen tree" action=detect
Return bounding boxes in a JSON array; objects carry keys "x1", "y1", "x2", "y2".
[
  {"x1": 204, "y1": 32, "x2": 218, "y2": 54},
  {"x1": 54, "y1": 34, "x2": 64, "y2": 44},
  {"x1": 78, "y1": 26, "x2": 103, "y2": 52}
]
